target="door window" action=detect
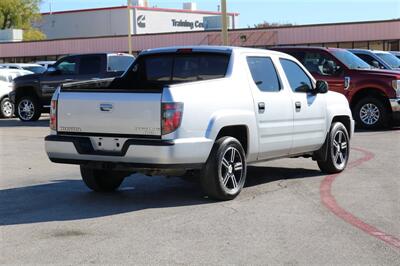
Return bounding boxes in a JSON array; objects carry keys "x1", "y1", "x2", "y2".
[
  {"x1": 56, "y1": 57, "x2": 77, "y2": 75},
  {"x1": 355, "y1": 53, "x2": 384, "y2": 69},
  {"x1": 280, "y1": 59, "x2": 313, "y2": 93},
  {"x1": 301, "y1": 52, "x2": 341, "y2": 76},
  {"x1": 79, "y1": 56, "x2": 102, "y2": 75},
  {"x1": 246, "y1": 57, "x2": 281, "y2": 92}
]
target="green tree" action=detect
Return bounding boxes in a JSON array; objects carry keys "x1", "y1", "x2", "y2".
[{"x1": 0, "y1": 0, "x2": 46, "y2": 41}]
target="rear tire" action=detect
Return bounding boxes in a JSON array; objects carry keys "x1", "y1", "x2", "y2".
[
  {"x1": 200, "y1": 137, "x2": 247, "y2": 201},
  {"x1": 353, "y1": 97, "x2": 388, "y2": 130},
  {"x1": 0, "y1": 97, "x2": 14, "y2": 118},
  {"x1": 317, "y1": 122, "x2": 350, "y2": 174},
  {"x1": 16, "y1": 95, "x2": 42, "y2": 122},
  {"x1": 80, "y1": 166, "x2": 127, "y2": 192}
]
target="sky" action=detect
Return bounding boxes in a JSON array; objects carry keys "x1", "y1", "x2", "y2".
[{"x1": 40, "y1": 0, "x2": 400, "y2": 28}]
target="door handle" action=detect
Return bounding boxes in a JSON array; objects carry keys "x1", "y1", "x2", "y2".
[
  {"x1": 295, "y1": 101, "x2": 302, "y2": 112},
  {"x1": 258, "y1": 102, "x2": 265, "y2": 113},
  {"x1": 100, "y1": 103, "x2": 113, "y2": 112},
  {"x1": 63, "y1": 79, "x2": 73, "y2": 82}
]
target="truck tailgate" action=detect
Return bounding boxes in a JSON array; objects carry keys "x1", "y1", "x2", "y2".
[{"x1": 57, "y1": 92, "x2": 161, "y2": 136}]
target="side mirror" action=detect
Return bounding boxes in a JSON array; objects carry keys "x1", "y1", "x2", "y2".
[{"x1": 315, "y1": 80, "x2": 329, "y2": 94}]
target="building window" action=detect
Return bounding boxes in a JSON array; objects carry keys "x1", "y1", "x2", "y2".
[
  {"x1": 384, "y1": 40, "x2": 400, "y2": 51},
  {"x1": 369, "y1": 40, "x2": 383, "y2": 50},
  {"x1": 324, "y1": 43, "x2": 338, "y2": 48},
  {"x1": 338, "y1": 42, "x2": 353, "y2": 49},
  {"x1": 353, "y1": 41, "x2": 368, "y2": 49}
]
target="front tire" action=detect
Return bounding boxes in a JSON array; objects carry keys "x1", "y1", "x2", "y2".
[
  {"x1": 200, "y1": 137, "x2": 247, "y2": 200},
  {"x1": 317, "y1": 122, "x2": 350, "y2": 174},
  {"x1": 16, "y1": 95, "x2": 42, "y2": 122},
  {"x1": 353, "y1": 97, "x2": 388, "y2": 130},
  {"x1": 0, "y1": 97, "x2": 14, "y2": 118},
  {"x1": 80, "y1": 166, "x2": 127, "y2": 192}
]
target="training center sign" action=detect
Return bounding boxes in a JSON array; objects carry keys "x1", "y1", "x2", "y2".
[{"x1": 133, "y1": 9, "x2": 230, "y2": 34}]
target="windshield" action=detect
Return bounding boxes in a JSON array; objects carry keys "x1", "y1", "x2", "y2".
[
  {"x1": 331, "y1": 50, "x2": 371, "y2": 70},
  {"x1": 376, "y1": 53, "x2": 400, "y2": 69},
  {"x1": 22, "y1": 66, "x2": 46, "y2": 74}
]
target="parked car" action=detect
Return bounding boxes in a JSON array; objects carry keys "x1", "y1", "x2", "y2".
[
  {"x1": 45, "y1": 46, "x2": 354, "y2": 200},
  {"x1": 35, "y1": 61, "x2": 57, "y2": 69},
  {"x1": 390, "y1": 51, "x2": 400, "y2": 60},
  {"x1": 0, "y1": 63, "x2": 46, "y2": 74},
  {"x1": 0, "y1": 69, "x2": 33, "y2": 118},
  {"x1": 9, "y1": 53, "x2": 135, "y2": 122},
  {"x1": 272, "y1": 46, "x2": 400, "y2": 129},
  {"x1": 349, "y1": 49, "x2": 400, "y2": 71}
]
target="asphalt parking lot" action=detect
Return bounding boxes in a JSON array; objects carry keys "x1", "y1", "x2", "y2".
[{"x1": 1, "y1": 118, "x2": 399, "y2": 264}]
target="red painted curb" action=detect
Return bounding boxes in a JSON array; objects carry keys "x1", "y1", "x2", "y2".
[{"x1": 320, "y1": 146, "x2": 400, "y2": 250}]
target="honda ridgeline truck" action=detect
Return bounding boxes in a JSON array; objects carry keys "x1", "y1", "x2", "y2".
[{"x1": 45, "y1": 46, "x2": 354, "y2": 200}]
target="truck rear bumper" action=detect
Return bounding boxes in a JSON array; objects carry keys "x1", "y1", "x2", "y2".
[{"x1": 45, "y1": 135, "x2": 213, "y2": 169}]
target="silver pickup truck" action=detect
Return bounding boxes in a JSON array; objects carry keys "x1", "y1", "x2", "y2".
[{"x1": 45, "y1": 46, "x2": 354, "y2": 200}]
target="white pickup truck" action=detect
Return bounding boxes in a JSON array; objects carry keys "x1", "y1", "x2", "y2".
[{"x1": 45, "y1": 46, "x2": 354, "y2": 200}]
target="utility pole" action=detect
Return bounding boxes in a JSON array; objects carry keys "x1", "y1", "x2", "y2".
[
  {"x1": 221, "y1": 0, "x2": 229, "y2": 45},
  {"x1": 127, "y1": 0, "x2": 133, "y2": 54}
]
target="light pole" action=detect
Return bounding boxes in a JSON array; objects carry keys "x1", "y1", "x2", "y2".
[
  {"x1": 221, "y1": 0, "x2": 229, "y2": 45},
  {"x1": 127, "y1": 0, "x2": 133, "y2": 54}
]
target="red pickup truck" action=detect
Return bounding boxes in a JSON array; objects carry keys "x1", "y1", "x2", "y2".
[{"x1": 273, "y1": 47, "x2": 400, "y2": 129}]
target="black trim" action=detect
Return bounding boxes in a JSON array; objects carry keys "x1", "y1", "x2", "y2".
[
  {"x1": 48, "y1": 157, "x2": 202, "y2": 170},
  {"x1": 45, "y1": 134, "x2": 173, "y2": 157},
  {"x1": 55, "y1": 132, "x2": 161, "y2": 139},
  {"x1": 60, "y1": 88, "x2": 163, "y2": 93}
]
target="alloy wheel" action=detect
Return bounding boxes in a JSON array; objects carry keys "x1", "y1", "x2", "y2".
[
  {"x1": 220, "y1": 147, "x2": 244, "y2": 192},
  {"x1": 331, "y1": 130, "x2": 348, "y2": 170},
  {"x1": 18, "y1": 99, "x2": 35, "y2": 121},
  {"x1": 2, "y1": 99, "x2": 13, "y2": 117},
  {"x1": 359, "y1": 103, "x2": 380, "y2": 126}
]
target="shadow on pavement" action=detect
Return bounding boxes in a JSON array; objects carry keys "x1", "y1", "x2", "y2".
[
  {"x1": 0, "y1": 118, "x2": 49, "y2": 128},
  {"x1": 355, "y1": 126, "x2": 400, "y2": 134},
  {"x1": 0, "y1": 166, "x2": 322, "y2": 226}
]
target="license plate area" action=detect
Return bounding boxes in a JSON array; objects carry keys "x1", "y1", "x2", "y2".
[{"x1": 90, "y1": 137, "x2": 127, "y2": 152}]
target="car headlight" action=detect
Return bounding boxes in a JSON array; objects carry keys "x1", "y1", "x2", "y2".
[{"x1": 392, "y1": 80, "x2": 400, "y2": 97}]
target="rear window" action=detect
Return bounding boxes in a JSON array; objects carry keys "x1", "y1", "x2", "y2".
[
  {"x1": 79, "y1": 56, "x2": 102, "y2": 75},
  {"x1": 109, "y1": 52, "x2": 230, "y2": 92},
  {"x1": 107, "y1": 56, "x2": 135, "y2": 72},
  {"x1": 138, "y1": 52, "x2": 230, "y2": 83}
]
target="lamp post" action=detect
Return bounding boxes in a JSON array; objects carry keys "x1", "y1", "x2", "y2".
[
  {"x1": 127, "y1": 0, "x2": 133, "y2": 54},
  {"x1": 221, "y1": 0, "x2": 229, "y2": 45}
]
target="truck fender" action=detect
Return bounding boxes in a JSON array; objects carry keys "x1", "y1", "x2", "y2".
[{"x1": 205, "y1": 110, "x2": 259, "y2": 161}]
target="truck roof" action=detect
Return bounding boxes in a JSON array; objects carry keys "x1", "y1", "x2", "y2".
[
  {"x1": 273, "y1": 46, "x2": 345, "y2": 52},
  {"x1": 140, "y1": 46, "x2": 288, "y2": 57}
]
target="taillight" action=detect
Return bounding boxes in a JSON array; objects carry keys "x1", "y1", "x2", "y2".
[
  {"x1": 50, "y1": 99, "x2": 57, "y2": 131},
  {"x1": 161, "y1": 102, "x2": 183, "y2": 135}
]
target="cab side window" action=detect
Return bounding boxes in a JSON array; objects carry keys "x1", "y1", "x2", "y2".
[
  {"x1": 355, "y1": 53, "x2": 384, "y2": 69},
  {"x1": 79, "y1": 55, "x2": 102, "y2": 75},
  {"x1": 247, "y1": 56, "x2": 281, "y2": 92},
  {"x1": 302, "y1": 52, "x2": 341, "y2": 76},
  {"x1": 280, "y1": 59, "x2": 313, "y2": 93},
  {"x1": 56, "y1": 57, "x2": 77, "y2": 75}
]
